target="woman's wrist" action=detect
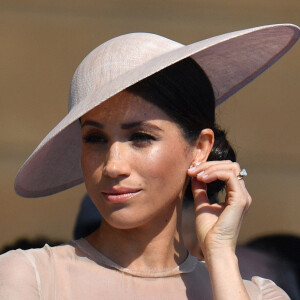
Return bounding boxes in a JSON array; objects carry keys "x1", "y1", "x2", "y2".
[
  {"x1": 204, "y1": 248, "x2": 250, "y2": 300},
  {"x1": 204, "y1": 246, "x2": 237, "y2": 266}
]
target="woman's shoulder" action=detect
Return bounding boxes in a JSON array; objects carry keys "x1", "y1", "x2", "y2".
[
  {"x1": 0, "y1": 242, "x2": 80, "y2": 299},
  {"x1": 244, "y1": 276, "x2": 291, "y2": 300},
  {"x1": 0, "y1": 248, "x2": 46, "y2": 299},
  {"x1": 0, "y1": 248, "x2": 37, "y2": 282},
  {"x1": 0, "y1": 239, "x2": 100, "y2": 275},
  {"x1": 0, "y1": 243, "x2": 70, "y2": 279},
  {"x1": 0, "y1": 241, "x2": 76, "y2": 263}
]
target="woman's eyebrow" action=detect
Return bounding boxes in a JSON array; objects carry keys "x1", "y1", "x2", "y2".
[
  {"x1": 81, "y1": 120, "x2": 163, "y2": 132},
  {"x1": 121, "y1": 121, "x2": 163, "y2": 132},
  {"x1": 81, "y1": 120, "x2": 103, "y2": 128}
]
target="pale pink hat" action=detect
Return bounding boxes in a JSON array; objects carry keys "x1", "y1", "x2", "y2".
[{"x1": 15, "y1": 24, "x2": 300, "y2": 197}]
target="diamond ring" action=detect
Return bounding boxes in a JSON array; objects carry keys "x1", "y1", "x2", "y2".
[{"x1": 237, "y1": 169, "x2": 247, "y2": 180}]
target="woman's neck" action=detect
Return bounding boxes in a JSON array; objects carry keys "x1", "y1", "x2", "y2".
[{"x1": 85, "y1": 201, "x2": 187, "y2": 273}]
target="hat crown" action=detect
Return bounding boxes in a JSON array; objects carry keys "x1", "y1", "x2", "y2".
[{"x1": 68, "y1": 33, "x2": 182, "y2": 111}]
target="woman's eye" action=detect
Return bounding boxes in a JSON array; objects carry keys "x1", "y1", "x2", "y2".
[
  {"x1": 130, "y1": 132, "x2": 155, "y2": 145},
  {"x1": 83, "y1": 134, "x2": 107, "y2": 144}
]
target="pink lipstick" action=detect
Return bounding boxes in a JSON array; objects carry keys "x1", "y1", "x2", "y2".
[{"x1": 101, "y1": 187, "x2": 141, "y2": 203}]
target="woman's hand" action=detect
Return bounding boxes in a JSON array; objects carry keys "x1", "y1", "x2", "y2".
[
  {"x1": 187, "y1": 160, "x2": 252, "y2": 300},
  {"x1": 187, "y1": 160, "x2": 251, "y2": 258}
]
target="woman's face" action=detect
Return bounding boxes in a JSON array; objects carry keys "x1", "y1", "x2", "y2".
[{"x1": 81, "y1": 90, "x2": 196, "y2": 229}]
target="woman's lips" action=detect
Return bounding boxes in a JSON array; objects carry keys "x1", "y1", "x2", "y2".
[{"x1": 101, "y1": 188, "x2": 142, "y2": 203}]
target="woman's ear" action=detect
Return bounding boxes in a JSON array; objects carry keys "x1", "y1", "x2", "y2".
[{"x1": 193, "y1": 128, "x2": 214, "y2": 163}]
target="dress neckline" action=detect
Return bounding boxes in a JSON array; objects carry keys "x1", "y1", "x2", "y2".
[{"x1": 71, "y1": 238, "x2": 198, "y2": 278}]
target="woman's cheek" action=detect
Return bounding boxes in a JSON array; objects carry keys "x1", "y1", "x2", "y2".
[
  {"x1": 81, "y1": 148, "x2": 103, "y2": 183},
  {"x1": 140, "y1": 144, "x2": 188, "y2": 187}
]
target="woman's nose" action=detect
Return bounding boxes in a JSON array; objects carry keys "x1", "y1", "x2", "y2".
[{"x1": 102, "y1": 142, "x2": 131, "y2": 178}]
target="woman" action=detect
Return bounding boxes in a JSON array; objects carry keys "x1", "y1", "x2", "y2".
[{"x1": 1, "y1": 24, "x2": 299, "y2": 299}]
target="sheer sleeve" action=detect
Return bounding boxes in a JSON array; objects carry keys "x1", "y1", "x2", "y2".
[
  {"x1": 0, "y1": 250, "x2": 41, "y2": 300},
  {"x1": 244, "y1": 276, "x2": 291, "y2": 300}
]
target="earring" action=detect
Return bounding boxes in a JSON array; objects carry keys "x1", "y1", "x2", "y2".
[{"x1": 189, "y1": 161, "x2": 201, "y2": 170}]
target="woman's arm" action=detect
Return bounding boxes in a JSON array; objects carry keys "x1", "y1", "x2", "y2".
[
  {"x1": 205, "y1": 248, "x2": 250, "y2": 299},
  {"x1": 188, "y1": 161, "x2": 251, "y2": 300},
  {"x1": 0, "y1": 250, "x2": 41, "y2": 300}
]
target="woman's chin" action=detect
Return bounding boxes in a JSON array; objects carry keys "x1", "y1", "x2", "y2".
[{"x1": 104, "y1": 211, "x2": 152, "y2": 230}]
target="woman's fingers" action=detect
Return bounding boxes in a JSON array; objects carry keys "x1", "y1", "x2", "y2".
[
  {"x1": 189, "y1": 160, "x2": 252, "y2": 256},
  {"x1": 188, "y1": 161, "x2": 241, "y2": 179},
  {"x1": 191, "y1": 178, "x2": 210, "y2": 208},
  {"x1": 197, "y1": 169, "x2": 249, "y2": 206},
  {"x1": 188, "y1": 161, "x2": 250, "y2": 205},
  {"x1": 188, "y1": 160, "x2": 251, "y2": 208},
  {"x1": 188, "y1": 161, "x2": 241, "y2": 178}
]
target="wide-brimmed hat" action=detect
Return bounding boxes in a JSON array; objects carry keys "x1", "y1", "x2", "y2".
[{"x1": 15, "y1": 24, "x2": 299, "y2": 198}]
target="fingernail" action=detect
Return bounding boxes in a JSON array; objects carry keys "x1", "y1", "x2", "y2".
[{"x1": 197, "y1": 171, "x2": 205, "y2": 176}]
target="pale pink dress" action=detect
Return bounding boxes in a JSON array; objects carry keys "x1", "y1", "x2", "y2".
[{"x1": 0, "y1": 239, "x2": 290, "y2": 299}]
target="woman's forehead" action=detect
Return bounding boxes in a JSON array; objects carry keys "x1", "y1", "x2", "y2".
[{"x1": 81, "y1": 90, "x2": 171, "y2": 124}]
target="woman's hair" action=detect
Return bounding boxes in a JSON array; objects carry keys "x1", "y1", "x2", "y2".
[{"x1": 127, "y1": 58, "x2": 236, "y2": 199}]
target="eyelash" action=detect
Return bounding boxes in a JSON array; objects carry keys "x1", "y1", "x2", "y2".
[
  {"x1": 130, "y1": 132, "x2": 156, "y2": 145},
  {"x1": 83, "y1": 133, "x2": 107, "y2": 144},
  {"x1": 82, "y1": 132, "x2": 156, "y2": 146}
]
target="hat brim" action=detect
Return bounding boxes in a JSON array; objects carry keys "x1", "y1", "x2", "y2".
[{"x1": 15, "y1": 23, "x2": 300, "y2": 197}]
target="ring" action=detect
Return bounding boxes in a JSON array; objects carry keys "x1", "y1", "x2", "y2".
[{"x1": 237, "y1": 169, "x2": 247, "y2": 180}]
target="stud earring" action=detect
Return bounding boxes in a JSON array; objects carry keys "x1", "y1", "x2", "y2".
[{"x1": 188, "y1": 161, "x2": 201, "y2": 170}]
